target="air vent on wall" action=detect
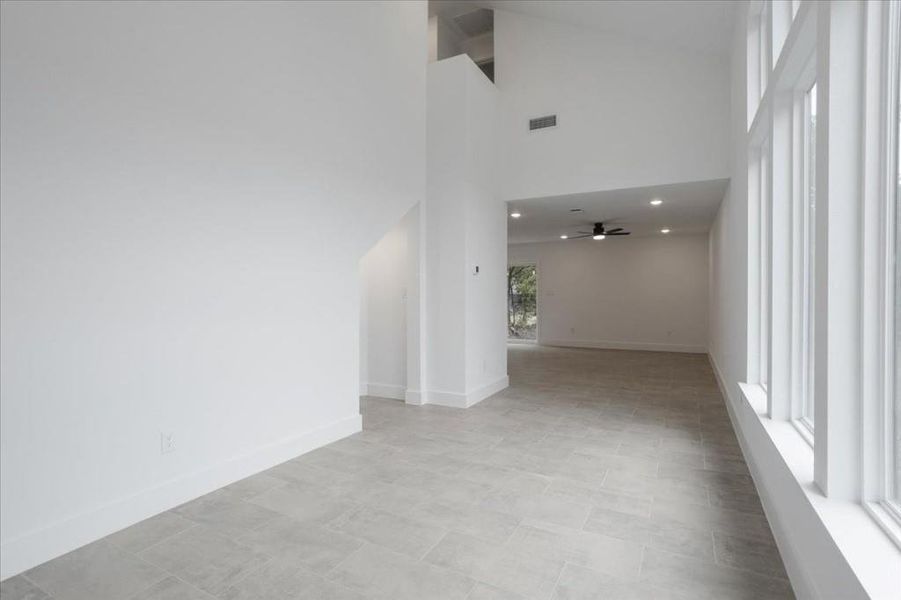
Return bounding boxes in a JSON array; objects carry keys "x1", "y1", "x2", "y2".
[{"x1": 529, "y1": 115, "x2": 557, "y2": 131}]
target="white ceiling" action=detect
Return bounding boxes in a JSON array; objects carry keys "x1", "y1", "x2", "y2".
[
  {"x1": 475, "y1": 0, "x2": 735, "y2": 57},
  {"x1": 507, "y1": 179, "x2": 729, "y2": 244}
]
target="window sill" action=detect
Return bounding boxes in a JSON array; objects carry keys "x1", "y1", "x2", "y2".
[
  {"x1": 736, "y1": 382, "x2": 901, "y2": 599},
  {"x1": 865, "y1": 501, "x2": 901, "y2": 551},
  {"x1": 791, "y1": 418, "x2": 814, "y2": 448}
]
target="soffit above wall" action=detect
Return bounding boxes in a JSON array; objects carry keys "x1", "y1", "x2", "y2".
[{"x1": 476, "y1": 0, "x2": 735, "y2": 57}]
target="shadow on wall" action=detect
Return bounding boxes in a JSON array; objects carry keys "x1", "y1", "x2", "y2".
[{"x1": 428, "y1": 1, "x2": 494, "y2": 82}]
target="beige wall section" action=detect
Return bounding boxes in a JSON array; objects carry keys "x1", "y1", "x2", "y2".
[{"x1": 509, "y1": 234, "x2": 709, "y2": 353}]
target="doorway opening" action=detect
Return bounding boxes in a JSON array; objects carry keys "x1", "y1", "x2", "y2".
[{"x1": 507, "y1": 264, "x2": 537, "y2": 341}]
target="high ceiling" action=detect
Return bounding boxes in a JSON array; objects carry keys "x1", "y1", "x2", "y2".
[
  {"x1": 507, "y1": 179, "x2": 729, "y2": 244},
  {"x1": 475, "y1": 0, "x2": 735, "y2": 57}
]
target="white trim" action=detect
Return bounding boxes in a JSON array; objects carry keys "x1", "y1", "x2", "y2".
[
  {"x1": 465, "y1": 375, "x2": 509, "y2": 407},
  {"x1": 709, "y1": 354, "x2": 901, "y2": 599},
  {"x1": 362, "y1": 382, "x2": 406, "y2": 401},
  {"x1": 425, "y1": 389, "x2": 470, "y2": 408},
  {"x1": 542, "y1": 339, "x2": 707, "y2": 354},
  {"x1": 0, "y1": 413, "x2": 362, "y2": 580},
  {"x1": 425, "y1": 375, "x2": 509, "y2": 409},
  {"x1": 404, "y1": 388, "x2": 425, "y2": 406}
]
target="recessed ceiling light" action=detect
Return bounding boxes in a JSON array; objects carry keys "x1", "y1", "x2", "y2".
[
  {"x1": 650, "y1": 199, "x2": 663, "y2": 206},
  {"x1": 510, "y1": 212, "x2": 521, "y2": 218},
  {"x1": 660, "y1": 228, "x2": 671, "y2": 234},
  {"x1": 593, "y1": 234, "x2": 606, "y2": 240},
  {"x1": 560, "y1": 235, "x2": 568, "y2": 239}
]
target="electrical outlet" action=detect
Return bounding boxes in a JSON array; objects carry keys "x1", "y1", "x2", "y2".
[{"x1": 160, "y1": 432, "x2": 176, "y2": 455}]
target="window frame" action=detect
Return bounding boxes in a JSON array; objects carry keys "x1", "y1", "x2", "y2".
[
  {"x1": 861, "y1": 0, "x2": 901, "y2": 546},
  {"x1": 797, "y1": 77, "x2": 817, "y2": 437},
  {"x1": 886, "y1": 3, "x2": 901, "y2": 522}
]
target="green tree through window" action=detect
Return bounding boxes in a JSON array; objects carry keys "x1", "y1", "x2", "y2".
[{"x1": 507, "y1": 265, "x2": 537, "y2": 339}]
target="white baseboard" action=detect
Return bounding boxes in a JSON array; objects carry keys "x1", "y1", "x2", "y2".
[
  {"x1": 426, "y1": 375, "x2": 509, "y2": 408},
  {"x1": 426, "y1": 389, "x2": 470, "y2": 408},
  {"x1": 0, "y1": 413, "x2": 361, "y2": 581},
  {"x1": 362, "y1": 382, "x2": 406, "y2": 401},
  {"x1": 404, "y1": 388, "x2": 425, "y2": 405},
  {"x1": 541, "y1": 339, "x2": 707, "y2": 354},
  {"x1": 465, "y1": 375, "x2": 509, "y2": 407}
]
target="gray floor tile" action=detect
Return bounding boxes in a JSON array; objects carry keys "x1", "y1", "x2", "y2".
[
  {"x1": 236, "y1": 515, "x2": 362, "y2": 573},
  {"x1": 217, "y1": 558, "x2": 320, "y2": 600},
  {"x1": 480, "y1": 490, "x2": 591, "y2": 529},
  {"x1": 551, "y1": 563, "x2": 689, "y2": 600},
  {"x1": 713, "y1": 532, "x2": 789, "y2": 579},
  {"x1": 424, "y1": 531, "x2": 564, "y2": 599},
  {"x1": 130, "y1": 577, "x2": 212, "y2": 600},
  {"x1": 545, "y1": 478, "x2": 652, "y2": 517},
  {"x1": 327, "y1": 478, "x2": 432, "y2": 513},
  {"x1": 23, "y1": 541, "x2": 165, "y2": 600},
  {"x1": 173, "y1": 491, "x2": 279, "y2": 540},
  {"x1": 329, "y1": 543, "x2": 474, "y2": 600},
  {"x1": 328, "y1": 505, "x2": 447, "y2": 558},
  {"x1": 247, "y1": 483, "x2": 356, "y2": 525},
  {"x1": 640, "y1": 548, "x2": 794, "y2": 600},
  {"x1": 507, "y1": 522, "x2": 643, "y2": 580},
  {"x1": 0, "y1": 576, "x2": 52, "y2": 600},
  {"x1": 407, "y1": 499, "x2": 521, "y2": 544},
  {"x1": 106, "y1": 511, "x2": 196, "y2": 554},
  {"x1": 467, "y1": 582, "x2": 527, "y2": 599},
  {"x1": 292, "y1": 578, "x2": 368, "y2": 600},
  {"x1": 138, "y1": 527, "x2": 268, "y2": 596}
]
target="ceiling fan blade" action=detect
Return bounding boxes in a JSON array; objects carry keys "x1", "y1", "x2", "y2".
[
  {"x1": 607, "y1": 232, "x2": 631, "y2": 235},
  {"x1": 566, "y1": 234, "x2": 592, "y2": 239},
  {"x1": 576, "y1": 231, "x2": 592, "y2": 234},
  {"x1": 605, "y1": 228, "x2": 624, "y2": 234}
]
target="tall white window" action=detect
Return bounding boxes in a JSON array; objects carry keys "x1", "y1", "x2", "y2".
[{"x1": 800, "y1": 82, "x2": 817, "y2": 431}]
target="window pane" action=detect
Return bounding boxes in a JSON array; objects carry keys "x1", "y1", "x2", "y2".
[
  {"x1": 760, "y1": 146, "x2": 770, "y2": 389},
  {"x1": 893, "y1": 51, "x2": 901, "y2": 504},
  {"x1": 802, "y1": 83, "x2": 816, "y2": 428},
  {"x1": 759, "y1": 5, "x2": 770, "y2": 100}
]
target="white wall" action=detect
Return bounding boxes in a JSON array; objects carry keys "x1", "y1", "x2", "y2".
[
  {"x1": 425, "y1": 55, "x2": 508, "y2": 407},
  {"x1": 0, "y1": 0, "x2": 426, "y2": 579},
  {"x1": 510, "y1": 235, "x2": 709, "y2": 353},
  {"x1": 360, "y1": 211, "x2": 413, "y2": 400},
  {"x1": 494, "y1": 9, "x2": 731, "y2": 201},
  {"x1": 463, "y1": 62, "x2": 508, "y2": 397}
]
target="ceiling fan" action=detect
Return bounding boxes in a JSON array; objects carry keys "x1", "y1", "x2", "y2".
[{"x1": 565, "y1": 222, "x2": 631, "y2": 240}]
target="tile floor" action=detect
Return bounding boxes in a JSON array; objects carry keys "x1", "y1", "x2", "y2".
[{"x1": 1, "y1": 345, "x2": 793, "y2": 600}]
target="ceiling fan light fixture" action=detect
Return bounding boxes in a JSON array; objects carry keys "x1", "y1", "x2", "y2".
[
  {"x1": 593, "y1": 234, "x2": 606, "y2": 240},
  {"x1": 560, "y1": 235, "x2": 568, "y2": 239}
]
